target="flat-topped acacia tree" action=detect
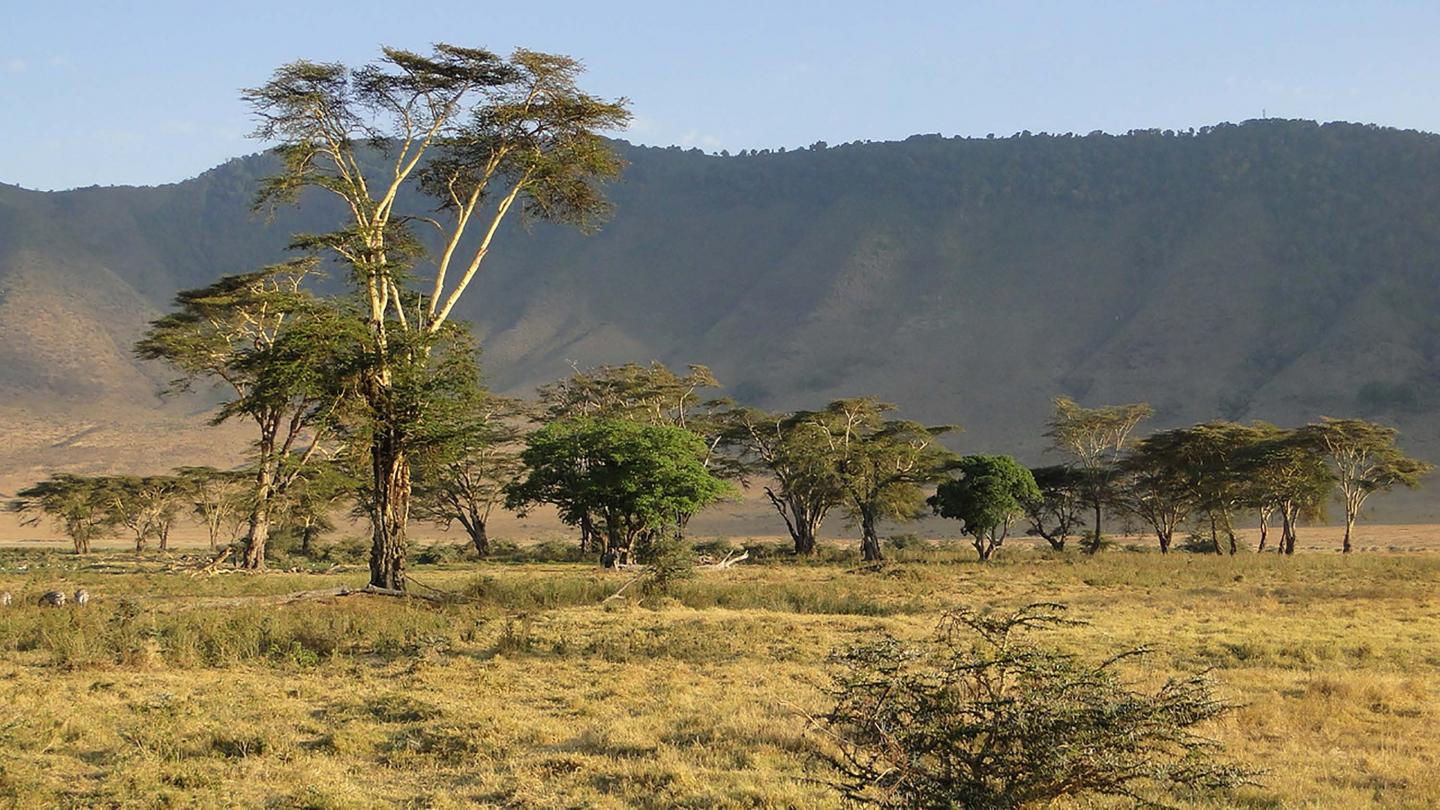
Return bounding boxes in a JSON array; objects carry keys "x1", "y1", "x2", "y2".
[
  {"x1": 137, "y1": 263, "x2": 352, "y2": 569},
  {"x1": 10, "y1": 474, "x2": 113, "y2": 554},
  {"x1": 798, "y1": 399, "x2": 956, "y2": 562},
  {"x1": 1298, "y1": 418, "x2": 1432, "y2": 553},
  {"x1": 244, "y1": 45, "x2": 630, "y2": 590},
  {"x1": 1045, "y1": 397, "x2": 1152, "y2": 553}
]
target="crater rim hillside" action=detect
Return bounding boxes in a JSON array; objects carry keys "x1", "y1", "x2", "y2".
[{"x1": 2, "y1": 118, "x2": 1438, "y2": 517}]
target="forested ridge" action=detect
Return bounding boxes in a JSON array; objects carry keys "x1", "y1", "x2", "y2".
[{"x1": 3, "y1": 118, "x2": 1439, "y2": 515}]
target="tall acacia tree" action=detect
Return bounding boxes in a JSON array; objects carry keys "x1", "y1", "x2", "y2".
[
  {"x1": 1298, "y1": 418, "x2": 1431, "y2": 553},
  {"x1": 799, "y1": 399, "x2": 955, "y2": 562},
  {"x1": 137, "y1": 264, "x2": 354, "y2": 569},
  {"x1": 245, "y1": 44, "x2": 629, "y2": 590},
  {"x1": 1045, "y1": 397, "x2": 1152, "y2": 553}
]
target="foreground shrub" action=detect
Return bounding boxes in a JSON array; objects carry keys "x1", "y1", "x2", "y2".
[
  {"x1": 816, "y1": 603, "x2": 1255, "y2": 808},
  {"x1": 636, "y1": 534, "x2": 695, "y2": 601}
]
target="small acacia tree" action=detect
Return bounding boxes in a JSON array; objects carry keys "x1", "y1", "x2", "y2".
[
  {"x1": 721, "y1": 406, "x2": 846, "y2": 556},
  {"x1": 539, "y1": 362, "x2": 736, "y2": 546},
  {"x1": 137, "y1": 263, "x2": 354, "y2": 568},
  {"x1": 929, "y1": 455, "x2": 1039, "y2": 561},
  {"x1": 176, "y1": 466, "x2": 249, "y2": 551},
  {"x1": 1299, "y1": 418, "x2": 1431, "y2": 553},
  {"x1": 1045, "y1": 396, "x2": 1152, "y2": 553},
  {"x1": 98, "y1": 475, "x2": 186, "y2": 553},
  {"x1": 1244, "y1": 430, "x2": 1333, "y2": 555},
  {"x1": 412, "y1": 395, "x2": 527, "y2": 556},
  {"x1": 506, "y1": 418, "x2": 729, "y2": 567},
  {"x1": 276, "y1": 459, "x2": 356, "y2": 557},
  {"x1": 1116, "y1": 426, "x2": 1228, "y2": 554},
  {"x1": 800, "y1": 399, "x2": 955, "y2": 562},
  {"x1": 816, "y1": 604, "x2": 1254, "y2": 808},
  {"x1": 1021, "y1": 465, "x2": 1086, "y2": 551},
  {"x1": 10, "y1": 474, "x2": 113, "y2": 554}
]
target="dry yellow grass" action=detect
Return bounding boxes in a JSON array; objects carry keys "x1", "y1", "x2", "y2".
[{"x1": 0, "y1": 546, "x2": 1438, "y2": 808}]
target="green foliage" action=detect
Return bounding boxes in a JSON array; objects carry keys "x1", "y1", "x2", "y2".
[
  {"x1": 1020, "y1": 465, "x2": 1086, "y2": 551},
  {"x1": 721, "y1": 406, "x2": 847, "y2": 555},
  {"x1": 1046, "y1": 397, "x2": 1153, "y2": 553},
  {"x1": 795, "y1": 399, "x2": 956, "y2": 562},
  {"x1": 9, "y1": 474, "x2": 114, "y2": 554},
  {"x1": 506, "y1": 418, "x2": 731, "y2": 565},
  {"x1": 928, "y1": 455, "x2": 1040, "y2": 561},
  {"x1": 817, "y1": 604, "x2": 1254, "y2": 808}
]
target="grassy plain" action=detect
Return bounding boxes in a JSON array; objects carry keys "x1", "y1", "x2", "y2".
[{"x1": 0, "y1": 540, "x2": 1438, "y2": 808}]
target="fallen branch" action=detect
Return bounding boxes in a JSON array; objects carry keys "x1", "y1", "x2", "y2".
[
  {"x1": 704, "y1": 550, "x2": 750, "y2": 570},
  {"x1": 602, "y1": 570, "x2": 648, "y2": 603}
]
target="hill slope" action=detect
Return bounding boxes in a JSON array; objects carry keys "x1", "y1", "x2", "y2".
[{"x1": 3, "y1": 119, "x2": 1439, "y2": 514}]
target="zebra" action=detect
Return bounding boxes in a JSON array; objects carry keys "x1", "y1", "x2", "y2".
[
  {"x1": 38, "y1": 590, "x2": 67, "y2": 607},
  {"x1": 73, "y1": 588, "x2": 90, "y2": 606},
  {"x1": 0, "y1": 591, "x2": 11, "y2": 607}
]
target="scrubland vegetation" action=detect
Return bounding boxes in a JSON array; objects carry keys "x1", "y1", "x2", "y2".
[{"x1": 1, "y1": 544, "x2": 1438, "y2": 807}]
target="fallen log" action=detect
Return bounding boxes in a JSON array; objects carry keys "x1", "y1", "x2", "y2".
[{"x1": 704, "y1": 550, "x2": 750, "y2": 570}]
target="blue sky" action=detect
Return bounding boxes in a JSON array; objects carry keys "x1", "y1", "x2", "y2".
[{"x1": 2, "y1": 0, "x2": 1437, "y2": 190}]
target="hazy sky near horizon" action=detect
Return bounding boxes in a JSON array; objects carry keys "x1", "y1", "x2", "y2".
[{"x1": 2, "y1": 0, "x2": 1437, "y2": 190}]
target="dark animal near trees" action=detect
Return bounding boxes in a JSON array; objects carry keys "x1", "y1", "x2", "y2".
[{"x1": 37, "y1": 590, "x2": 67, "y2": 607}]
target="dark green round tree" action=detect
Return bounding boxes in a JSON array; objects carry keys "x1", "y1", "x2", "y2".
[
  {"x1": 929, "y1": 455, "x2": 1040, "y2": 561},
  {"x1": 506, "y1": 418, "x2": 730, "y2": 567}
]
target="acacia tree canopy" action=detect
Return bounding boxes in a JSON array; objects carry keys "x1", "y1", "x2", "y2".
[
  {"x1": 10, "y1": 474, "x2": 114, "y2": 554},
  {"x1": 719, "y1": 406, "x2": 846, "y2": 556},
  {"x1": 136, "y1": 263, "x2": 356, "y2": 569},
  {"x1": 1045, "y1": 396, "x2": 1152, "y2": 553},
  {"x1": 797, "y1": 399, "x2": 956, "y2": 563},
  {"x1": 245, "y1": 43, "x2": 631, "y2": 590},
  {"x1": 411, "y1": 394, "x2": 528, "y2": 556},
  {"x1": 1298, "y1": 417, "x2": 1432, "y2": 553}
]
